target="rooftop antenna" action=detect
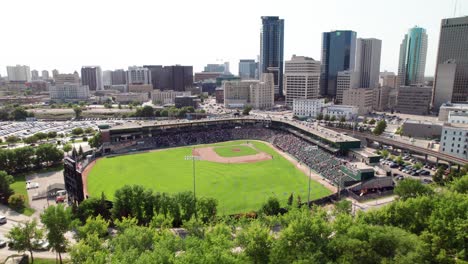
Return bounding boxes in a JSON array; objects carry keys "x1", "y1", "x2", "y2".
[{"x1": 453, "y1": 0, "x2": 458, "y2": 17}]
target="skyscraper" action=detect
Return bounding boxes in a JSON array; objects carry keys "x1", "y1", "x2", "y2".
[
  {"x1": 260, "y1": 16, "x2": 284, "y2": 97},
  {"x1": 81, "y1": 66, "x2": 103, "y2": 91},
  {"x1": 127, "y1": 66, "x2": 151, "y2": 85},
  {"x1": 111, "y1": 69, "x2": 127, "y2": 85},
  {"x1": 320, "y1": 30, "x2": 357, "y2": 97},
  {"x1": 397, "y1": 26, "x2": 428, "y2": 86},
  {"x1": 6, "y1": 65, "x2": 31, "y2": 82},
  {"x1": 284, "y1": 55, "x2": 321, "y2": 106},
  {"x1": 102, "y1": 70, "x2": 112, "y2": 86},
  {"x1": 143, "y1": 65, "x2": 193, "y2": 91},
  {"x1": 41, "y1": 70, "x2": 49, "y2": 80},
  {"x1": 31, "y1": 70, "x2": 39, "y2": 81},
  {"x1": 355, "y1": 38, "x2": 382, "y2": 88},
  {"x1": 432, "y1": 16, "x2": 468, "y2": 111},
  {"x1": 238, "y1": 59, "x2": 257, "y2": 79}
]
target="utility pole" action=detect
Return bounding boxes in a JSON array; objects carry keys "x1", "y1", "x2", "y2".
[{"x1": 184, "y1": 153, "x2": 201, "y2": 218}]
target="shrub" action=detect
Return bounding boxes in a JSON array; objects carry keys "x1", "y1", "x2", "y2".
[{"x1": 8, "y1": 194, "x2": 25, "y2": 210}]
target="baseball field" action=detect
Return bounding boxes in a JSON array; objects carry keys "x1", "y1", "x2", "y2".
[{"x1": 86, "y1": 140, "x2": 332, "y2": 215}]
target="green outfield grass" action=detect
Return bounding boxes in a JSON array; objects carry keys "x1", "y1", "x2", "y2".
[
  {"x1": 213, "y1": 144, "x2": 259, "y2": 157},
  {"x1": 87, "y1": 140, "x2": 332, "y2": 215}
]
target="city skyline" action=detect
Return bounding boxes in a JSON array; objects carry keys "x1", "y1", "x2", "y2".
[{"x1": 0, "y1": 0, "x2": 467, "y2": 77}]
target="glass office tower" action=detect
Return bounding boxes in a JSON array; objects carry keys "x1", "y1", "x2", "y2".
[
  {"x1": 260, "y1": 16, "x2": 284, "y2": 97},
  {"x1": 397, "y1": 26, "x2": 428, "y2": 86},
  {"x1": 320, "y1": 30, "x2": 357, "y2": 97}
]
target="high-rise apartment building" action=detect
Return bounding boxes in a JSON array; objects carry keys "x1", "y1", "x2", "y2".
[
  {"x1": 320, "y1": 30, "x2": 357, "y2": 97},
  {"x1": 260, "y1": 16, "x2": 284, "y2": 97},
  {"x1": 127, "y1": 66, "x2": 151, "y2": 85},
  {"x1": 355, "y1": 38, "x2": 381, "y2": 88},
  {"x1": 6, "y1": 65, "x2": 31, "y2": 82},
  {"x1": 102, "y1": 70, "x2": 112, "y2": 86},
  {"x1": 238, "y1": 59, "x2": 257, "y2": 79},
  {"x1": 397, "y1": 26, "x2": 428, "y2": 86},
  {"x1": 336, "y1": 71, "x2": 358, "y2": 104},
  {"x1": 31, "y1": 70, "x2": 39, "y2": 81},
  {"x1": 284, "y1": 55, "x2": 321, "y2": 106},
  {"x1": 111, "y1": 69, "x2": 127, "y2": 85},
  {"x1": 52, "y1": 69, "x2": 59, "y2": 79},
  {"x1": 432, "y1": 16, "x2": 468, "y2": 111},
  {"x1": 41, "y1": 70, "x2": 50, "y2": 80},
  {"x1": 49, "y1": 83, "x2": 90, "y2": 100},
  {"x1": 81, "y1": 66, "x2": 103, "y2": 91}
]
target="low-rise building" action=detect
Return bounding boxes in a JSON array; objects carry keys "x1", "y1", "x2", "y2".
[
  {"x1": 448, "y1": 110, "x2": 468, "y2": 124},
  {"x1": 194, "y1": 72, "x2": 223, "y2": 82},
  {"x1": 438, "y1": 103, "x2": 468, "y2": 121},
  {"x1": 395, "y1": 86, "x2": 432, "y2": 115},
  {"x1": 373, "y1": 86, "x2": 394, "y2": 111},
  {"x1": 49, "y1": 83, "x2": 90, "y2": 101},
  {"x1": 401, "y1": 120, "x2": 443, "y2": 138},
  {"x1": 152, "y1": 90, "x2": 191, "y2": 105},
  {"x1": 440, "y1": 123, "x2": 468, "y2": 159},
  {"x1": 108, "y1": 84, "x2": 128, "y2": 93},
  {"x1": 128, "y1": 84, "x2": 153, "y2": 93},
  {"x1": 54, "y1": 72, "x2": 80, "y2": 85},
  {"x1": 342, "y1": 88, "x2": 374, "y2": 115},
  {"x1": 323, "y1": 105, "x2": 358, "y2": 121},
  {"x1": 113, "y1": 93, "x2": 149, "y2": 104},
  {"x1": 293, "y1": 98, "x2": 325, "y2": 118},
  {"x1": 175, "y1": 95, "x2": 198, "y2": 108}
]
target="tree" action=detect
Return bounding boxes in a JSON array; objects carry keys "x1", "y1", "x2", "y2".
[
  {"x1": 449, "y1": 175, "x2": 468, "y2": 194},
  {"x1": 73, "y1": 106, "x2": 82, "y2": 119},
  {"x1": 71, "y1": 127, "x2": 84, "y2": 135},
  {"x1": 413, "y1": 162, "x2": 423, "y2": 170},
  {"x1": 330, "y1": 115, "x2": 336, "y2": 122},
  {"x1": 34, "y1": 132, "x2": 48, "y2": 141},
  {"x1": 7, "y1": 219, "x2": 43, "y2": 263},
  {"x1": 237, "y1": 221, "x2": 272, "y2": 264},
  {"x1": 35, "y1": 144, "x2": 64, "y2": 167},
  {"x1": 47, "y1": 131, "x2": 57, "y2": 139},
  {"x1": 334, "y1": 200, "x2": 352, "y2": 215},
  {"x1": 140, "y1": 105, "x2": 155, "y2": 117},
  {"x1": 395, "y1": 155, "x2": 404, "y2": 165},
  {"x1": 11, "y1": 107, "x2": 30, "y2": 120},
  {"x1": 368, "y1": 118, "x2": 376, "y2": 125},
  {"x1": 84, "y1": 127, "x2": 94, "y2": 134},
  {"x1": 41, "y1": 205, "x2": 72, "y2": 264},
  {"x1": 324, "y1": 114, "x2": 330, "y2": 121},
  {"x1": 373, "y1": 120, "x2": 387, "y2": 135},
  {"x1": 88, "y1": 132, "x2": 102, "y2": 149},
  {"x1": 197, "y1": 197, "x2": 218, "y2": 223},
  {"x1": 63, "y1": 144, "x2": 72, "y2": 155},
  {"x1": 380, "y1": 149, "x2": 389, "y2": 158},
  {"x1": 76, "y1": 215, "x2": 109, "y2": 240},
  {"x1": 260, "y1": 197, "x2": 281, "y2": 216},
  {"x1": 74, "y1": 193, "x2": 112, "y2": 223},
  {"x1": 118, "y1": 103, "x2": 122, "y2": 109},
  {"x1": 287, "y1": 193, "x2": 294, "y2": 207},
  {"x1": 243, "y1": 106, "x2": 252, "y2": 115},
  {"x1": 433, "y1": 166, "x2": 445, "y2": 185},
  {"x1": 23, "y1": 135, "x2": 39, "y2": 144},
  {"x1": 316, "y1": 112, "x2": 323, "y2": 121},
  {"x1": 394, "y1": 179, "x2": 433, "y2": 200},
  {"x1": 8, "y1": 194, "x2": 25, "y2": 210},
  {"x1": 0, "y1": 171, "x2": 14, "y2": 203},
  {"x1": 339, "y1": 116, "x2": 346, "y2": 123},
  {"x1": 6, "y1": 135, "x2": 21, "y2": 145},
  {"x1": 78, "y1": 145, "x2": 84, "y2": 157}
]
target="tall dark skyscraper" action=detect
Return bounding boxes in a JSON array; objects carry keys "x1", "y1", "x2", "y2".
[
  {"x1": 320, "y1": 30, "x2": 357, "y2": 97},
  {"x1": 432, "y1": 16, "x2": 468, "y2": 110},
  {"x1": 260, "y1": 16, "x2": 284, "y2": 97},
  {"x1": 81, "y1": 66, "x2": 102, "y2": 91}
]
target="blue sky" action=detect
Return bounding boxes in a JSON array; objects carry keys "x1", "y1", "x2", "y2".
[{"x1": 0, "y1": 0, "x2": 467, "y2": 76}]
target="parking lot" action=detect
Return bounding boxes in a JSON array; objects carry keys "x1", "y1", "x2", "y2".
[{"x1": 25, "y1": 169, "x2": 66, "y2": 217}]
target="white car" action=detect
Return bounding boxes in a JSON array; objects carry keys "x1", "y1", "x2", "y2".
[{"x1": 26, "y1": 181, "x2": 39, "y2": 190}]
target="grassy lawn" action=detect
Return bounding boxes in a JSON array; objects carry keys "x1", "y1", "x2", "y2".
[
  {"x1": 10, "y1": 175, "x2": 35, "y2": 216},
  {"x1": 34, "y1": 258, "x2": 69, "y2": 264},
  {"x1": 213, "y1": 144, "x2": 259, "y2": 157},
  {"x1": 88, "y1": 140, "x2": 332, "y2": 215}
]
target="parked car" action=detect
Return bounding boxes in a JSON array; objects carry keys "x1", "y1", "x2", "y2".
[
  {"x1": 394, "y1": 175, "x2": 404, "y2": 181},
  {"x1": 389, "y1": 163, "x2": 399, "y2": 168},
  {"x1": 423, "y1": 179, "x2": 433, "y2": 184},
  {"x1": 33, "y1": 239, "x2": 50, "y2": 251},
  {"x1": 0, "y1": 216, "x2": 6, "y2": 224},
  {"x1": 26, "y1": 181, "x2": 39, "y2": 190},
  {"x1": 0, "y1": 238, "x2": 6, "y2": 248},
  {"x1": 420, "y1": 170, "x2": 431, "y2": 176}
]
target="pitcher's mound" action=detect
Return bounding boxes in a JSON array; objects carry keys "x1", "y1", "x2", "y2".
[{"x1": 193, "y1": 146, "x2": 272, "y2": 163}]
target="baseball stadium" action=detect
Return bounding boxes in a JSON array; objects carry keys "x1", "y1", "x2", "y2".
[{"x1": 64, "y1": 117, "x2": 388, "y2": 215}]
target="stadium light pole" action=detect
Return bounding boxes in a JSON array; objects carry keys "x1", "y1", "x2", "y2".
[{"x1": 184, "y1": 153, "x2": 201, "y2": 218}]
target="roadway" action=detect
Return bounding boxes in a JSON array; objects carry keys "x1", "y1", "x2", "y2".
[{"x1": 327, "y1": 127, "x2": 468, "y2": 166}]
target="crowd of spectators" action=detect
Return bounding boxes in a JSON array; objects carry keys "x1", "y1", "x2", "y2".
[{"x1": 111, "y1": 126, "x2": 356, "y2": 186}]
